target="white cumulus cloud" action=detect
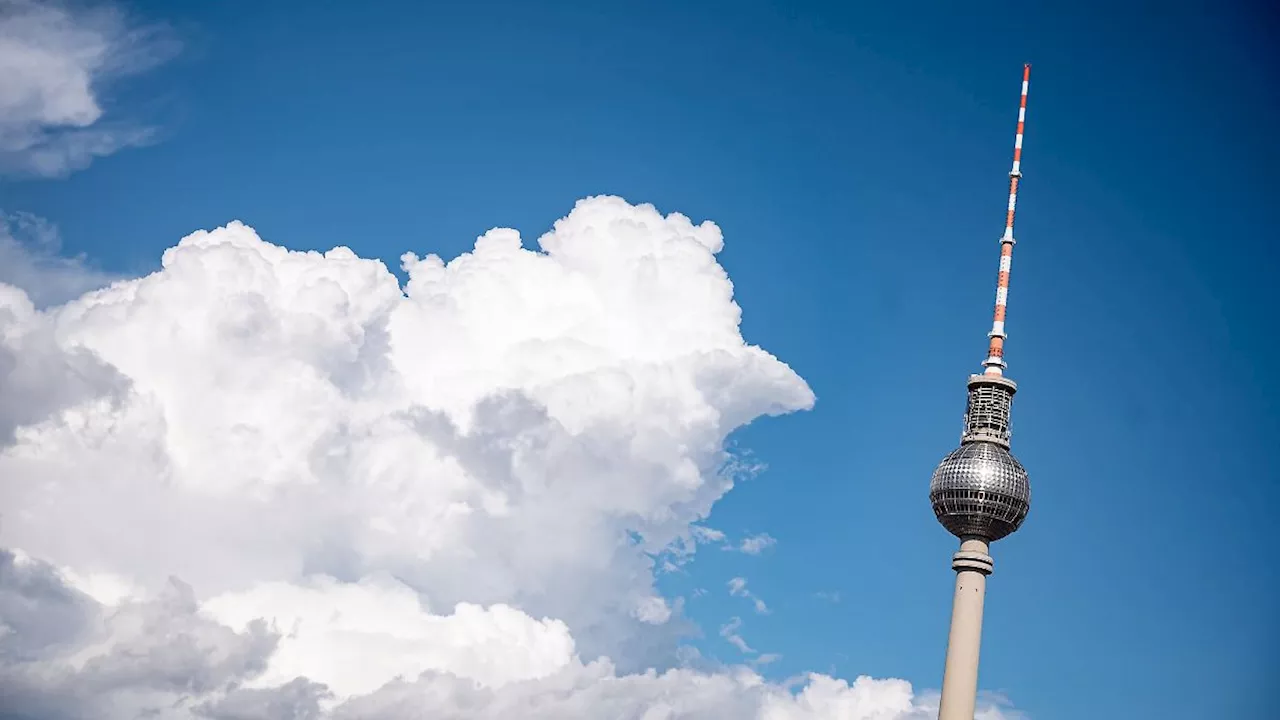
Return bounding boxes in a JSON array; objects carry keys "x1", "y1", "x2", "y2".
[
  {"x1": 0, "y1": 0, "x2": 178, "y2": 177},
  {"x1": 0, "y1": 196, "x2": 1024, "y2": 719}
]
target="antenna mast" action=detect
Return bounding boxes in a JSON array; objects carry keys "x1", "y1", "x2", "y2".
[{"x1": 982, "y1": 63, "x2": 1031, "y2": 376}]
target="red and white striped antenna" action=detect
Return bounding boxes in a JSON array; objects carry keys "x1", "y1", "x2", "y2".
[{"x1": 982, "y1": 63, "x2": 1031, "y2": 376}]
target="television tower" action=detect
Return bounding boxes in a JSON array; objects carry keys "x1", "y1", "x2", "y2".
[{"x1": 929, "y1": 64, "x2": 1034, "y2": 720}]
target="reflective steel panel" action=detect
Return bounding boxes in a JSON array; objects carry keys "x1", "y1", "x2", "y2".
[{"x1": 929, "y1": 441, "x2": 1030, "y2": 541}]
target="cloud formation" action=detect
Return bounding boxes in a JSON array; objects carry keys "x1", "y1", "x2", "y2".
[
  {"x1": 0, "y1": 0, "x2": 178, "y2": 177},
  {"x1": 737, "y1": 532, "x2": 778, "y2": 555},
  {"x1": 0, "y1": 211, "x2": 120, "y2": 306},
  {"x1": 0, "y1": 196, "x2": 1023, "y2": 718},
  {"x1": 719, "y1": 616, "x2": 756, "y2": 655},
  {"x1": 728, "y1": 576, "x2": 770, "y2": 615}
]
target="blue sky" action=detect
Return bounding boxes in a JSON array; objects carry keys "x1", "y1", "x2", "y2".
[{"x1": 3, "y1": 1, "x2": 1276, "y2": 718}]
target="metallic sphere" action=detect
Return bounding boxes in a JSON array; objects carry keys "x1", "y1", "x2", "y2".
[{"x1": 929, "y1": 441, "x2": 1030, "y2": 541}]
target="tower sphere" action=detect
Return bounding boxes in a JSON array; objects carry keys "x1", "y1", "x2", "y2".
[{"x1": 929, "y1": 441, "x2": 1030, "y2": 541}]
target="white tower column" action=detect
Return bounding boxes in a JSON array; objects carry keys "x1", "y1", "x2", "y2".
[{"x1": 937, "y1": 537, "x2": 994, "y2": 720}]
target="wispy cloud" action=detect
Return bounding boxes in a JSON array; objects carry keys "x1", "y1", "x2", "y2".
[
  {"x1": 719, "y1": 617, "x2": 754, "y2": 654},
  {"x1": 751, "y1": 652, "x2": 782, "y2": 667},
  {"x1": 727, "y1": 576, "x2": 770, "y2": 615},
  {"x1": 690, "y1": 525, "x2": 726, "y2": 544},
  {"x1": 0, "y1": 211, "x2": 119, "y2": 306},
  {"x1": 814, "y1": 590, "x2": 841, "y2": 604},
  {"x1": 736, "y1": 532, "x2": 777, "y2": 555},
  {"x1": 689, "y1": 526, "x2": 779, "y2": 556},
  {"x1": 718, "y1": 616, "x2": 783, "y2": 667},
  {"x1": 0, "y1": 0, "x2": 179, "y2": 177}
]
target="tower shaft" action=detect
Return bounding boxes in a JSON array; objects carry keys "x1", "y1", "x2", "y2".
[{"x1": 937, "y1": 538, "x2": 993, "y2": 720}]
